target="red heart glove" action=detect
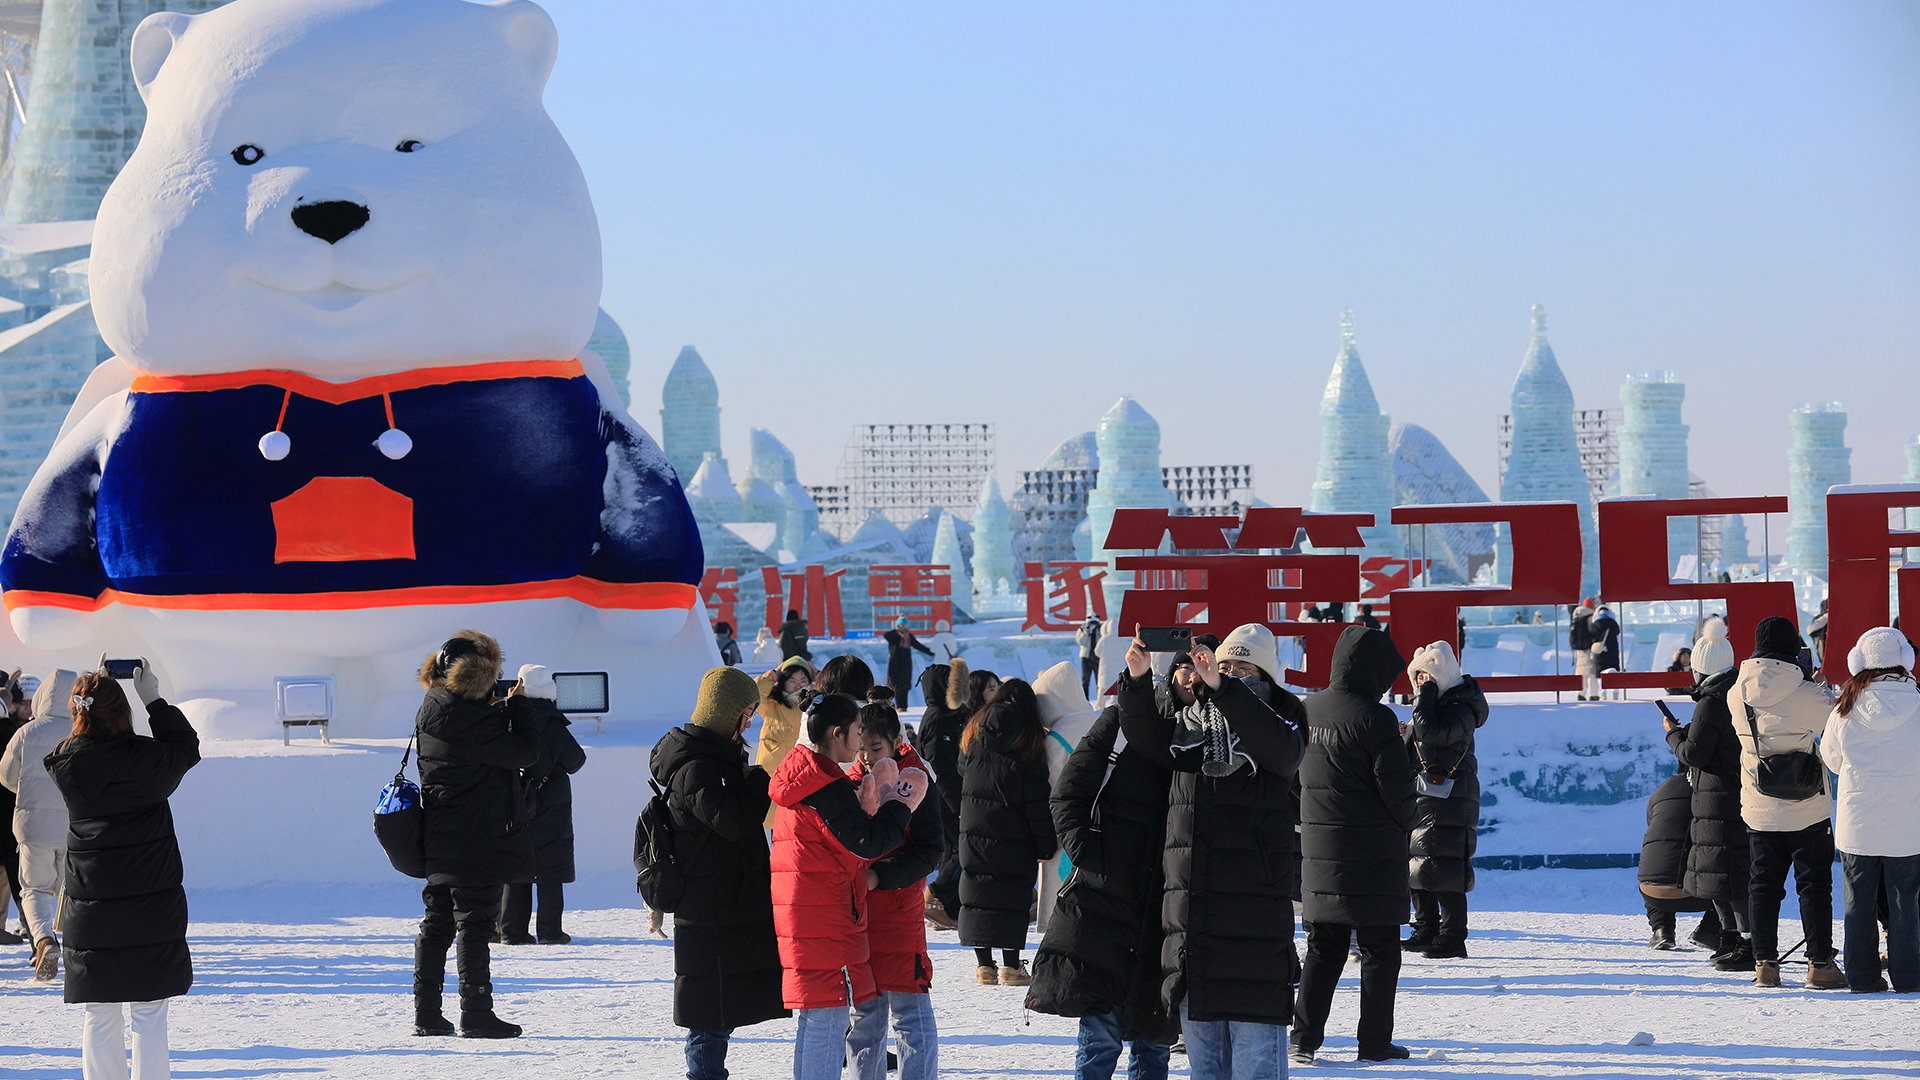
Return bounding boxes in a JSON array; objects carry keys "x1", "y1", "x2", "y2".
[{"x1": 894, "y1": 766, "x2": 929, "y2": 812}]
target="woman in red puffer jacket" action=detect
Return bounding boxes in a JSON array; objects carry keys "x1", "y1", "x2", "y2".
[
  {"x1": 770, "y1": 692, "x2": 928, "y2": 1080},
  {"x1": 847, "y1": 687, "x2": 944, "y2": 1080}
]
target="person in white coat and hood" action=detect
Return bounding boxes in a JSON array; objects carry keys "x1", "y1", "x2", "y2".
[
  {"x1": 1030, "y1": 661, "x2": 1099, "y2": 934},
  {"x1": 0, "y1": 667, "x2": 80, "y2": 981},
  {"x1": 1729, "y1": 615, "x2": 1845, "y2": 989},
  {"x1": 1820, "y1": 626, "x2": 1920, "y2": 993}
]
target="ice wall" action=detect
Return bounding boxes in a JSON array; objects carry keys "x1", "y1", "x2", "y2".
[
  {"x1": 1618, "y1": 371, "x2": 1693, "y2": 570},
  {"x1": 661, "y1": 346, "x2": 723, "y2": 486},
  {"x1": 1785, "y1": 402, "x2": 1850, "y2": 576},
  {"x1": 1496, "y1": 304, "x2": 1598, "y2": 600},
  {"x1": 1309, "y1": 310, "x2": 1399, "y2": 555}
]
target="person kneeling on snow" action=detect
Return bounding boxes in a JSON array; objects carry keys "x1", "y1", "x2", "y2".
[
  {"x1": 1637, "y1": 771, "x2": 1720, "y2": 951},
  {"x1": 847, "y1": 687, "x2": 944, "y2": 1080},
  {"x1": 769, "y1": 692, "x2": 923, "y2": 1080}
]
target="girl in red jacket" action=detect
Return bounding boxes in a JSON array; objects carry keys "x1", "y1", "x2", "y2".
[
  {"x1": 769, "y1": 692, "x2": 928, "y2": 1080},
  {"x1": 847, "y1": 687, "x2": 944, "y2": 1080}
]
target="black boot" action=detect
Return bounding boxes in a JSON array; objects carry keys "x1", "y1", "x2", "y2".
[
  {"x1": 1647, "y1": 911, "x2": 1676, "y2": 951},
  {"x1": 1422, "y1": 937, "x2": 1467, "y2": 959},
  {"x1": 456, "y1": 929, "x2": 522, "y2": 1038},
  {"x1": 413, "y1": 937, "x2": 456, "y2": 1036},
  {"x1": 1402, "y1": 925, "x2": 1437, "y2": 952},
  {"x1": 1711, "y1": 936, "x2": 1755, "y2": 972},
  {"x1": 1688, "y1": 907, "x2": 1722, "y2": 950}
]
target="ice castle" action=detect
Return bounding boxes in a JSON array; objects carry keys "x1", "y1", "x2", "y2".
[
  {"x1": 1497, "y1": 303, "x2": 1598, "y2": 600},
  {"x1": 1309, "y1": 310, "x2": 1400, "y2": 556},
  {"x1": 1617, "y1": 371, "x2": 1693, "y2": 570},
  {"x1": 1085, "y1": 396, "x2": 1171, "y2": 611},
  {"x1": 1785, "y1": 402, "x2": 1850, "y2": 576}
]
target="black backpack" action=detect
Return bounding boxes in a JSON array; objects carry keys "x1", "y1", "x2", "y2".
[{"x1": 634, "y1": 775, "x2": 710, "y2": 912}]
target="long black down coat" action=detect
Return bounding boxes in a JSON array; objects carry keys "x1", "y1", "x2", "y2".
[
  {"x1": 417, "y1": 690, "x2": 538, "y2": 887},
  {"x1": 43, "y1": 700, "x2": 200, "y2": 1004},
  {"x1": 1405, "y1": 675, "x2": 1488, "y2": 894},
  {"x1": 1638, "y1": 772, "x2": 1711, "y2": 914},
  {"x1": 1119, "y1": 669, "x2": 1307, "y2": 1027},
  {"x1": 651, "y1": 723, "x2": 787, "y2": 1031},
  {"x1": 1026, "y1": 706, "x2": 1177, "y2": 1043},
  {"x1": 957, "y1": 703, "x2": 1059, "y2": 949},
  {"x1": 521, "y1": 698, "x2": 587, "y2": 883},
  {"x1": 1299, "y1": 626, "x2": 1418, "y2": 927},
  {"x1": 914, "y1": 667, "x2": 965, "y2": 912},
  {"x1": 1664, "y1": 667, "x2": 1747, "y2": 904}
]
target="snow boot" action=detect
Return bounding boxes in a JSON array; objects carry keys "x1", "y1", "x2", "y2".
[
  {"x1": 976, "y1": 966, "x2": 998, "y2": 985},
  {"x1": 1422, "y1": 938, "x2": 1467, "y2": 959},
  {"x1": 924, "y1": 888, "x2": 957, "y2": 931},
  {"x1": 1401, "y1": 926, "x2": 1437, "y2": 952},
  {"x1": 1357, "y1": 1043, "x2": 1411, "y2": 1061},
  {"x1": 1650, "y1": 926, "x2": 1676, "y2": 950},
  {"x1": 31, "y1": 937, "x2": 57, "y2": 982},
  {"x1": 455, "y1": 928, "x2": 521, "y2": 1038},
  {"x1": 536, "y1": 931, "x2": 571, "y2": 945},
  {"x1": 1806, "y1": 959, "x2": 1848, "y2": 990},
  {"x1": 1001, "y1": 962, "x2": 1032, "y2": 987},
  {"x1": 412, "y1": 937, "x2": 456, "y2": 1036},
  {"x1": 1710, "y1": 935, "x2": 1754, "y2": 972},
  {"x1": 1687, "y1": 913, "x2": 1721, "y2": 951},
  {"x1": 1850, "y1": 977, "x2": 1889, "y2": 994},
  {"x1": 1289, "y1": 1045, "x2": 1315, "y2": 1066},
  {"x1": 460, "y1": 1011, "x2": 523, "y2": 1039},
  {"x1": 1754, "y1": 960, "x2": 1780, "y2": 987}
]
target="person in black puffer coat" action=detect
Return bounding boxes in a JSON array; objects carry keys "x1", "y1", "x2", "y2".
[
  {"x1": 652, "y1": 667, "x2": 788, "y2": 1080},
  {"x1": 497, "y1": 665, "x2": 587, "y2": 946},
  {"x1": 1401, "y1": 641, "x2": 1488, "y2": 959},
  {"x1": 43, "y1": 667, "x2": 198, "y2": 1080},
  {"x1": 1025, "y1": 698, "x2": 1177, "y2": 1076},
  {"x1": 1663, "y1": 662, "x2": 1753, "y2": 970},
  {"x1": 1293, "y1": 625, "x2": 1418, "y2": 1064},
  {"x1": 1637, "y1": 771, "x2": 1719, "y2": 950},
  {"x1": 412, "y1": 631, "x2": 538, "y2": 1039},
  {"x1": 958, "y1": 678, "x2": 1058, "y2": 984},
  {"x1": 915, "y1": 660, "x2": 964, "y2": 930},
  {"x1": 1118, "y1": 624, "x2": 1306, "y2": 1075}
]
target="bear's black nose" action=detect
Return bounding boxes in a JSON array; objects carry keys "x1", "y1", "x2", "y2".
[{"x1": 291, "y1": 201, "x2": 370, "y2": 245}]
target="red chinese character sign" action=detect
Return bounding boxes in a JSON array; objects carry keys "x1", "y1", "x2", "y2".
[
  {"x1": 1822, "y1": 484, "x2": 1920, "y2": 683},
  {"x1": 1021, "y1": 561, "x2": 1109, "y2": 631},
  {"x1": 762, "y1": 564, "x2": 847, "y2": 639},
  {"x1": 1595, "y1": 495, "x2": 1796, "y2": 689},
  {"x1": 698, "y1": 567, "x2": 739, "y2": 630},
  {"x1": 1386, "y1": 502, "x2": 1583, "y2": 695},
  {"x1": 870, "y1": 564, "x2": 952, "y2": 633}
]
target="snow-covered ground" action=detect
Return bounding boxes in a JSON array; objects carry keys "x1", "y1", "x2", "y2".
[{"x1": 5, "y1": 868, "x2": 1913, "y2": 1079}]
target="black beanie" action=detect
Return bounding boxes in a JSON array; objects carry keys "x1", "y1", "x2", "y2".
[{"x1": 1754, "y1": 616, "x2": 1804, "y2": 657}]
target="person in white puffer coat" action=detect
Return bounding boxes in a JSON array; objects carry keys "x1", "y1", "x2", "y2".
[
  {"x1": 0, "y1": 668, "x2": 80, "y2": 981},
  {"x1": 1030, "y1": 661, "x2": 1099, "y2": 935},
  {"x1": 1820, "y1": 626, "x2": 1920, "y2": 993},
  {"x1": 1727, "y1": 616, "x2": 1844, "y2": 989}
]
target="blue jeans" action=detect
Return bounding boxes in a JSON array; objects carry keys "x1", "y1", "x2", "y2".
[
  {"x1": 1180, "y1": 999, "x2": 1286, "y2": 1080},
  {"x1": 684, "y1": 1027, "x2": 730, "y2": 1080},
  {"x1": 1076, "y1": 1007, "x2": 1171, "y2": 1080},
  {"x1": 793, "y1": 1005, "x2": 849, "y2": 1080},
  {"x1": 1841, "y1": 852, "x2": 1920, "y2": 991},
  {"x1": 849, "y1": 991, "x2": 938, "y2": 1080}
]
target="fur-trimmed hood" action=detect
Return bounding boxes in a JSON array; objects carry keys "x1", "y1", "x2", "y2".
[
  {"x1": 417, "y1": 629, "x2": 504, "y2": 700},
  {"x1": 947, "y1": 656, "x2": 971, "y2": 710}
]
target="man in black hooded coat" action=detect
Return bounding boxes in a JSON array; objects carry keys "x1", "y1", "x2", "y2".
[
  {"x1": 1292, "y1": 626, "x2": 1417, "y2": 1064},
  {"x1": 1025, "y1": 702, "x2": 1177, "y2": 1068}
]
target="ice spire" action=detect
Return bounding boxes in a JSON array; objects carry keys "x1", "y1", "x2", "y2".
[
  {"x1": 1309, "y1": 309, "x2": 1399, "y2": 555},
  {"x1": 1497, "y1": 303, "x2": 1598, "y2": 598},
  {"x1": 661, "y1": 346, "x2": 723, "y2": 487},
  {"x1": 971, "y1": 476, "x2": 1015, "y2": 592},
  {"x1": 931, "y1": 511, "x2": 971, "y2": 618}
]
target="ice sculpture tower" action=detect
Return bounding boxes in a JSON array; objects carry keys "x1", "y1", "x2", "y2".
[
  {"x1": 586, "y1": 309, "x2": 633, "y2": 409},
  {"x1": 661, "y1": 346, "x2": 723, "y2": 486},
  {"x1": 972, "y1": 476, "x2": 1015, "y2": 592},
  {"x1": 1309, "y1": 310, "x2": 1400, "y2": 556},
  {"x1": 1785, "y1": 402, "x2": 1850, "y2": 575},
  {"x1": 931, "y1": 513, "x2": 971, "y2": 619},
  {"x1": 1087, "y1": 396, "x2": 1169, "y2": 611},
  {"x1": 1722, "y1": 512, "x2": 1751, "y2": 568},
  {"x1": 1618, "y1": 371, "x2": 1693, "y2": 569},
  {"x1": 747, "y1": 428, "x2": 822, "y2": 558},
  {"x1": 1497, "y1": 304, "x2": 1598, "y2": 598}
]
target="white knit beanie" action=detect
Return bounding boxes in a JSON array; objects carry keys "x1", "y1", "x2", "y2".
[
  {"x1": 1691, "y1": 618, "x2": 1734, "y2": 680},
  {"x1": 1215, "y1": 623, "x2": 1280, "y2": 681},
  {"x1": 1407, "y1": 641, "x2": 1463, "y2": 693},
  {"x1": 517, "y1": 664, "x2": 558, "y2": 701},
  {"x1": 1847, "y1": 627, "x2": 1916, "y2": 676}
]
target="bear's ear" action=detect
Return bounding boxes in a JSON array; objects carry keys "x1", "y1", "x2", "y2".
[
  {"x1": 488, "y1": 0, "x2": 560, "y2": 90},
  {"x1": 130, "y1": 11, "x2": 195, "y2": 103}
]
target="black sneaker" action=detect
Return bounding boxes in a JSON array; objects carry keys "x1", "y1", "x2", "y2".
[
  {"x1": 413, "y1": 1011, "x2": 456, "y2": 1037},
  {"x1": 535, "y1": 932, "x2": 571, "y2": 945},
  {"x1": 1710, "y1": 939, "x2": 1755, "y2": 972},
  {"x1": 1358, "y1": 1043, "x2": 1412, "y2": 1061},
  {"x1": 460, "y1": 1012, "x2": 523, "y2": 1039},
  {"x1": 1650, "y1": 927, "x2": 1676, "y2": 950}
]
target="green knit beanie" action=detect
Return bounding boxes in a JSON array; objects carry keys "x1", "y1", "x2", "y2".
[{"x1": 692, "y1": 666, "x2": 761, "y2": 735}]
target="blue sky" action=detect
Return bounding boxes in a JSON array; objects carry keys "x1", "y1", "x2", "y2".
[{"x1": 539, "y1": 1, "x2": 1919, "y2": 523}]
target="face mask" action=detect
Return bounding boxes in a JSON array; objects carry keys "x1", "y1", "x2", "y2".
[{"x1": 1237, "y1": 672, "x2": 1272, "y2": 701}]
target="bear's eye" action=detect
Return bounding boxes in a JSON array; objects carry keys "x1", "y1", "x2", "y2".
[
  {"x1": 395, "y1": 139, "x2": 422, "y2": 153},
  {"x1": 231, "y1": 144, "x2": 265, "y2": 166}
]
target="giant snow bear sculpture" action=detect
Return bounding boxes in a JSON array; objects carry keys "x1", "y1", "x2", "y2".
[{"x1": 0, "y1": 0, "x2": 711, "y2": 736}]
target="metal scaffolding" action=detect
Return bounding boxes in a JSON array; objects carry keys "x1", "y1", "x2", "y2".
[
  {"x1": 1009, "y1": 466, "x2": 1097, "y2": 566},
  {"x1": 827, "y1": 423, "x2": 995, "y2": 535},
  {"x1": 1163, "y1": 464, "x2": 1254, "y2": 516}
]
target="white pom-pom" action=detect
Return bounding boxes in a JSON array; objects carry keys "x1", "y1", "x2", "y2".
[
  {"x1": 374, "y1": 427, "x2": 413, "y2": 460},
  {"x1": 258, "y1": 430, "x2": 291, "y2": 461}
]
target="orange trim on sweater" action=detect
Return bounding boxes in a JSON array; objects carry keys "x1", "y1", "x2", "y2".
[
  {"x1": 128, "y1": 359, "x2": 586, "y2": 404},
  {"x1": 2, "y1": 579, "x2": 696, "y2": 613}
]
